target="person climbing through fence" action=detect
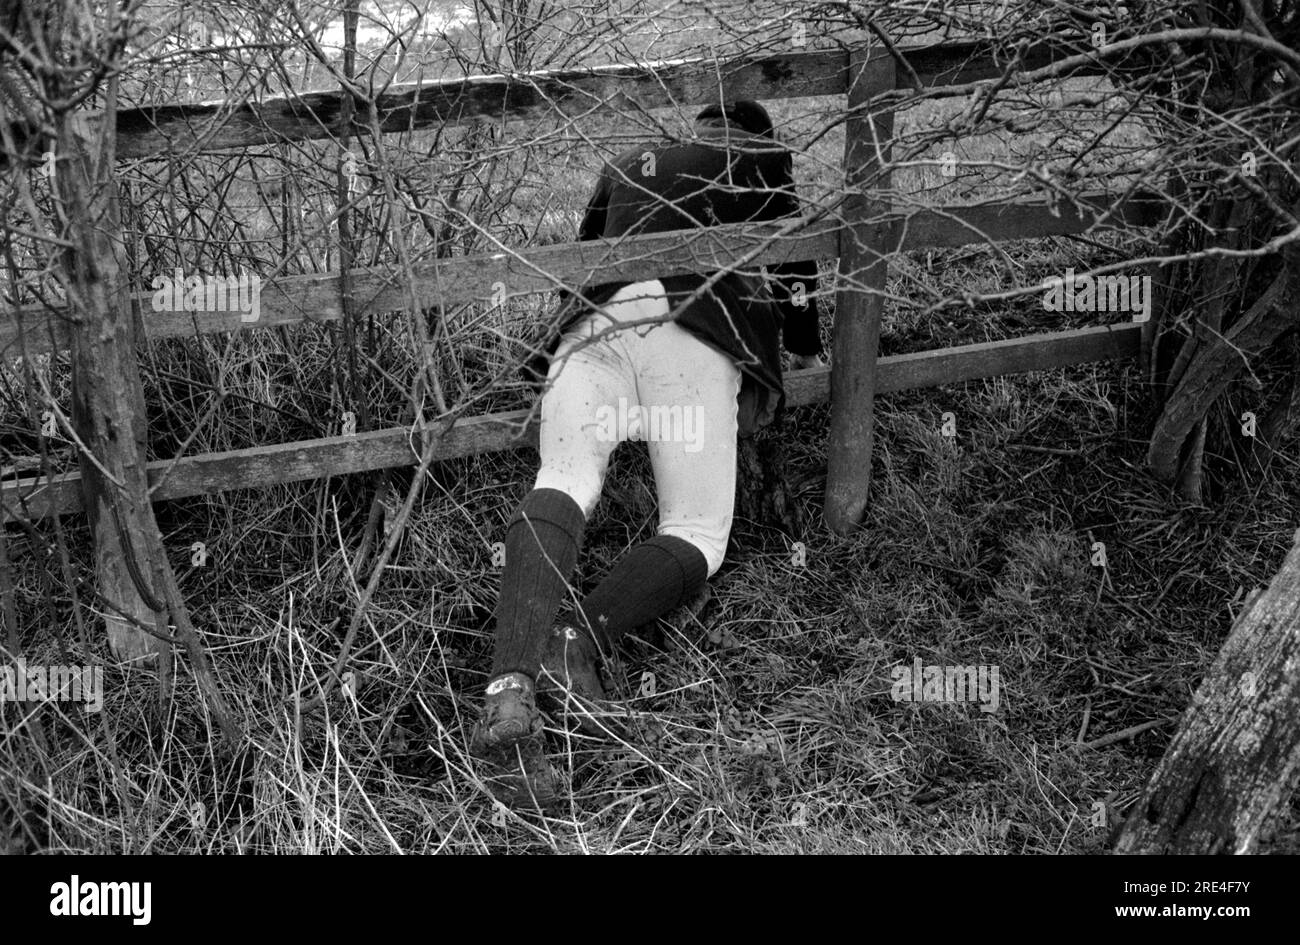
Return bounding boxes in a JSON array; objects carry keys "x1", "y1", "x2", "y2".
[{"x1": 471, "y1": 99, "x2": 825, "y2": 806}]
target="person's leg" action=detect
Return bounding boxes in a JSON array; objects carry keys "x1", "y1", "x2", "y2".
[
  {"x1": 532, "y1": 282, "x2": 692, "y2": 713},
  {"x1": 475, "y1": 307, "x2": 628, "y2": 755},
  {"x1": 573, "y1": 318, "x2": 741, "y2": 651},
  {"x1": 479, "y1": 282, "x2": 677, "y2": 746}
]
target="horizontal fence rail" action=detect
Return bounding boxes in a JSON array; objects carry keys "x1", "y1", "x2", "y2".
[
  {"x1": 1, "y1": 193, "x2": 1164, "y2": 357},
  {"x1": 102, "y1": 40, "x2": 1116, "y2": 159},
  {"x1": 1, "y1": 323, "x2": 1143, "y2": 520}
]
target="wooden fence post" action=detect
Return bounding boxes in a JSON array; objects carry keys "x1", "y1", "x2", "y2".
[{"x1": 824, "y1": 48, "x2": 895, "y2": 534}]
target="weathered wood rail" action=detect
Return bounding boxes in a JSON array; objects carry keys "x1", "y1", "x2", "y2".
[
  {"x1": 1, "y1": 37, "x2": 1158, "y2": 529},
  {"x1": 106, "y1": 39, "x2": 1117, "y2": 159},
  {"x1": 3, "y1": 324, "x2": 1144, "y2": 519},
  {"x1": 1, "y1": 194, "x2": 1161, "y2": 357}
]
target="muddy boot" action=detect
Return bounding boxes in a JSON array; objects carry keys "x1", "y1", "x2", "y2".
[
  {"x1": 538, "y1": 626, "x2": 623, "y2": 737},
  {"x1": 469, "y1": 672, "x2": 558, "y2": 810}
]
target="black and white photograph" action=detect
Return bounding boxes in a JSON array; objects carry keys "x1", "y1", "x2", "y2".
[{"x1": 0, "y1": 0, "x2": 1297, "y2": 888}]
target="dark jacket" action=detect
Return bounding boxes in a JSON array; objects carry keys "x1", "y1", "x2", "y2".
[{"x1": 527, "y1": 119, "x2": 823, "y2": 434}]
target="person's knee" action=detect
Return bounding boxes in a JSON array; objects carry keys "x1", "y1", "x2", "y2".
[
  {"x1": 533, "y1": 467, "x2": 601, "y2": 518},
  {"x1": 658, "y1": 525, "x2": 729, "y2": 578}
]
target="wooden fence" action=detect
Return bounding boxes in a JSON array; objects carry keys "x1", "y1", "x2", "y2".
[{"x1": 0, "y1": 39, "x2": 1162, "y2": 531}]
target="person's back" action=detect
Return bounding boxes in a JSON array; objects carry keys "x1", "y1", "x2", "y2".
[{"x1": 589, "y1": 127, "x2": 799, "y2": 238}]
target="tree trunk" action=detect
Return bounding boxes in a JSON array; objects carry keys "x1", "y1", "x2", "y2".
[
  {"x1": 60, "y1": 114, "x2": 159, "y2": 662},
  {"x1": 1146, "y1": 249, "x2": 1300, "y2": 485},
  {"x1": 1141, "y1": 1, "x2": 1299, "y2": 493},
  {"x1": 1113, "y1": 527, "x2": 1300, "y2": 854},
  {"x1": 60, "y1": 108, "x2": 239, "y2": 740}
]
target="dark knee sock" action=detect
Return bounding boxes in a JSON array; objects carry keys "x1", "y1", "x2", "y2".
[
  {"x1": 490, "y1": 488, "x2": 586, "y2": 681},
  {"x1": 574, "y1": 535, "x2": 708, "y2": 650}
]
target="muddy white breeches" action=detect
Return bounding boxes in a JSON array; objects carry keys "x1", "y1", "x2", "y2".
[{"x1": 533, "y1": 279, "x2": 742, "y2": 576}]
